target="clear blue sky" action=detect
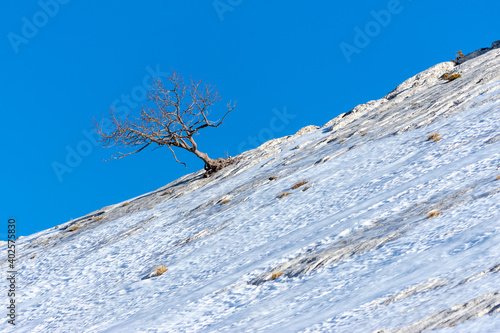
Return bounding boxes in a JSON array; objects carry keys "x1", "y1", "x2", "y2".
[{"x1": 2, "y1": 1, "x2": 499, "y2": 239}]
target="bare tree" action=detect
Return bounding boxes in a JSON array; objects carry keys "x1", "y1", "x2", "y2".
[{"x1": 93, "y1": 70, "x2": 237, "y2": 177}]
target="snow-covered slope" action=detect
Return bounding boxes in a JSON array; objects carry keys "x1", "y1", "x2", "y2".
[{"x1": 4, "y1": 45, "x2": 500, "y2": 332}]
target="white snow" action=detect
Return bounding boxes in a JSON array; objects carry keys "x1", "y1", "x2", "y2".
[{"x1": 2, "y1": 47, "x2": 500, "y2": 332}]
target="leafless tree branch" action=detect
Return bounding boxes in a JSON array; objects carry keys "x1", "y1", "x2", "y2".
[{"x1": 93, "y1": 70, "x2": 237, "y2": 176}]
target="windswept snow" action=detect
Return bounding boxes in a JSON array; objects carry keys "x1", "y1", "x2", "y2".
[{"x1": 3, "y1": 45, "x2": 500, "y2": 332}]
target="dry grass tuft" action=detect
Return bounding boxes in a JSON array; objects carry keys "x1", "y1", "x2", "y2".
[
  {"x1": 277, "y1": 192, "x2": 291, "y2": 199},
  {"x1": 338, "y1": 139, "x2": 346, "y2": 144},
  {"x1": 291, "y1": 181, "x2": 308, "y2": 190},
  {"x1": 220, "y1": 199, "x2": 231, "y2": 205},
  {"x1": 427, "y1": 133, "x2": 442, "y2": 142},
  {"x1": 122, "y1": 202, "x2": 130, "y2": 207},
  {"x1": 411, "y1": 102, "x2": 418, "y2": 106},
  {"x1": 302, "y1": 186, "x2": 311, "y2": 192},
  {"x1": 271, "y1": 272, "x2": 284, "y2": 280},
  {"x1": 155, "y1": 265, "x2": 168, "y2": 277},
  {"x1": 68, "y1": 225, "x2": 80, "y2": 232},
  {"x1": 148, "y1": 207, "x2": 154, "y2": 210},
  {"x1": 427, "y1": 211, "x2": 443, "y2": 219},
  {"x1": 269, "y1": 176, "x2": 277, "y2": 181},
  {"x1": 95, "y1": 216, "x2": 104, "y2": 222},
  {"x1": 160, "y1": 190, "x2": 172, "y2": 196},
  {"x1": 442, "y1": 73, "x2": 462, "y2": 81},
  {"x1": 496, "y1": 175, "x2": 500, "y2": 181},
  {"x1": 30, "y1": 255, "x2": 36, "y2": 259},
  {"x1": 361, "y1": 132, "x2": 368, "y2": 137}
]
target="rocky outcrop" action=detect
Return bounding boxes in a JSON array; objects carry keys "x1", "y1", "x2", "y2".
[{"x1": 455, "y1": 40, "x2": 500, "y2": 65}]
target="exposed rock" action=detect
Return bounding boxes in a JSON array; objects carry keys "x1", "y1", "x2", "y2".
[
  {"x1": 455, "y1": 40, "x2": 500, "y2": 65},
  {"x1": 393, "y1": 292, "x2": 500, "y2": 332}
]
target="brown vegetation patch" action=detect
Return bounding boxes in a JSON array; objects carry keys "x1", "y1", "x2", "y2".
[
  {"x1": 427, "y1": 211, "x2": 443, "y2": 219},
  {"x1": 442, "y1": 73, "x2": 462, "y2": 81},
  {"x1": 427, "y1": 133, "x2": 442, "y2": 142},
  {"x1": 291, "y1": 181, "x2": 308, "y2": 190},
  {"x1": 68, "y1": 225, "x2": 80, "y2": 232},
  {"x1": 155, "y1": 265, "x2": 168, "y2": 277},
  {"x1": 277, "y1": 192, "x2": 291, "y2": 199}
]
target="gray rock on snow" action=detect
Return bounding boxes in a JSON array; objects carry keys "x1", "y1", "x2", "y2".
[{"x1": 455, "y1": 40, "x2": 500, "y2": 65}]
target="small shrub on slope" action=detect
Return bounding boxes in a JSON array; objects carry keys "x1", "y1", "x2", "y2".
[
  {"x1": 427, "y1": 211, "x2": 443, "y2": 219},
  {"x1": 453, "y1": 50, "x2": 465, "y2": 64},
  {"x1": 154, "y1": 265, "x2": 168, "y2": 277},
  {"x1": 427, "y1": 133, "x2": 442, "y2": 142},
  {"x1": 442, "y1": 73, "x2": 462, "y2": 82},
  {"x1": 291, "y1": 181, "x2": 308, "y2": 190},
  {"x1": 277, "y1": 192, "x2": 291, "y2": 199}
]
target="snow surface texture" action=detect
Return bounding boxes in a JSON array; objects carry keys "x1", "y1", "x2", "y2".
[{"x1": 3, "y1": 45, "x2": 500, "y2": 332}]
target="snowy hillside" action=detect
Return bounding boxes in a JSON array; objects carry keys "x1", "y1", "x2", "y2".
[{"x1": 3, "y1": 44, "x2": 500, "y2": 332}]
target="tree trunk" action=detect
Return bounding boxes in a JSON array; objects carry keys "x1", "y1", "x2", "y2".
[
  {"x1": 192, "y1": 149, "x2": 214, "y2": 167},
  {"x1": 191, "y1": 149, "x2": 237, "y2": 178}
]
